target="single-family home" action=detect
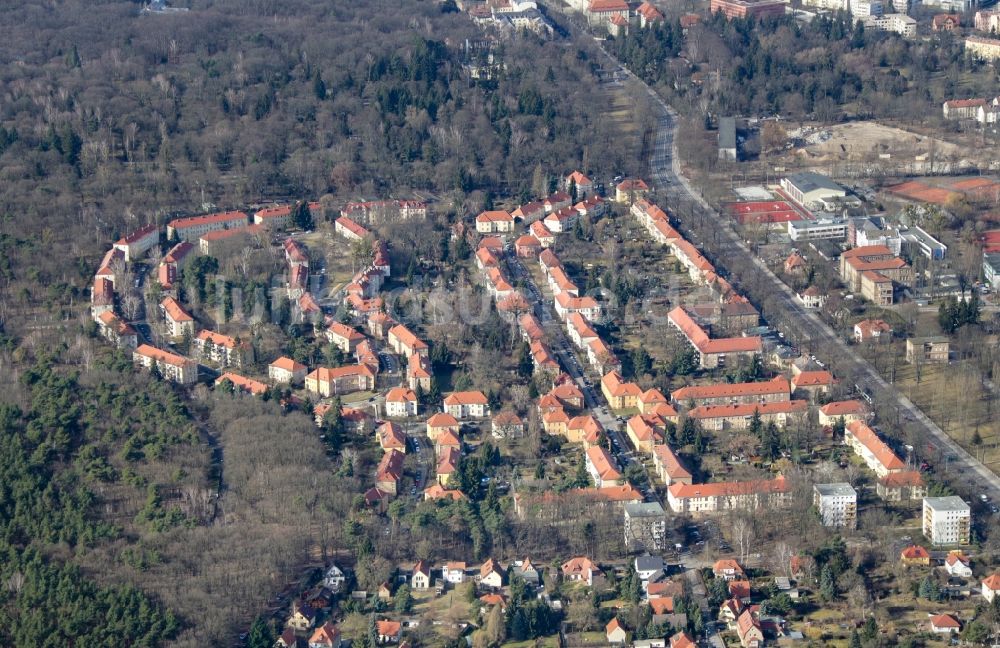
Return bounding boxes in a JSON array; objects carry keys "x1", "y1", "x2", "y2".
[
  {"x1": 944, "y1": 552, "x2": 972, "y2": 578},
  {"x1": 412, "y1": 560, "x2": 432, "y2": 589},
  {"x1": 929, "y1": 614, "x2": 961, "y2": 634},
  {"x1": 561, "y1": 556, "x2": 599, "y2": 586},
  {"x1": 606, "y1": 618, "x2": 627, "y2": 644},
  {"x1": 442, "y1": 562, "x2": 468, "y2": 584},
  {"x1": 287, "y1": 601, "x2": 317, "y2": 631},
  {"x1": 308, "y1": 621, "x2": 342, "y2": 648},
  {"x1": 492, "y1": 411, "x2": 524, "y2": 438},
  {"x1": 323, "y1": 564, "x2": 346, "y2": 592},
  {"x1": 480, "y1": 558, "x2": 506, "y2": 589},
  {"x1": 713, "y1": 559, "x2": 745, "y2": 581},
  {"x1": 983, "y1": 573, "x2": 1000, "y2": 602},
  {"x1": 901, "y1": 545, "x2": 931, "y2": 566},
  {"x1": 854, "y1": 319, "x2": 892, "y2": 344}
]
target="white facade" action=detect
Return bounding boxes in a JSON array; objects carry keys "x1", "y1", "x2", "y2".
[
  {"x1": 923, "y1": 496, "x2": 971, "y2": 546},
  {"x1": 813, "y1": 483, "x2": 858, "y2": 529}
]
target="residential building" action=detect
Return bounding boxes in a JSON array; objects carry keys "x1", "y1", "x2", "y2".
[
  {"x1": 475, "y1": 210, "x2": 515, "y2": 234},
  {"x1": 736, "y1": 609, "x2": 764, "y2": 648},
  {"x1": 667, "y1": 307, "x2": 761, "y2": 369},
  {"x1": 877, "y1": 470, "x2": 927, "y2": 501},
  {"x1": 666, "y1": 476, "x2": 790, "y2": 515},
  {"x1": 133, "y1": 344, "x2": 198, "y2": 384},
  {"x1": 96, "y1": 311, "x2": 138, "y2": 350},
  {"x1": 388, "y1": 324, "x2": 429, "y2": 358},
  {"x1": 601, "y1": 371, "x2": 643, "y2": 409},
  {"x1": 929, "y1": 614, "x2": 961, "y2": 635},
  {"x1": 710, "y1": 0, "x2": 787, "y2": 19},
  {"x1": 198, "y1": 224, "x2": 263, "y2": 256},
  {"x1": 167, "y1": 210, "x2": 248, "y2": 241},
  {"x1": 412, "y1": 560, "x2": 432, "y2": 589},
  {"x1": 216, "y1": 372, "x2": 268, "y2": 396},
  {"x1": 713, "y1": 559, "x2": 746, "y2": 581},
  {"x1": 375, "y1": 450, "x2": 404, "y2": 496},
  {"x1": 933, "y1": 13, "x2": 961, "y2": 30},
  {"x1": 269, "y1": 356, "x2": 307, "y2": 385},
  {"x1": 813, "y1": 483, "x2": 858, "y2": 529},
  {"x1": 586, "y1": 0, "x2": 629, "y2": 26},
  {"x1": 923, "y1": 496, "x2": 971, "y2": 545},
  {"x1": 791, "y1": 370, "x2": 835, "y2": 398},
  {"x1": 305, "y1": 365, "x2": 376, "y2": 397},
  {"x1": 615, "y1": 178, "x2": 650, "y2": 203},
  {"x1": 193, "y1": 330, "x2": 249, "y2": 368},
  {"x1": 385, "y1": 387, "x2": 418, "y2": 418},
  {"x1": 376, "y1": 620, "x2": 402, "y2": 644},
  {"x1": 923, "y1": 0, "x2": 974, "y2": 12},
  {"x1": 157, "y1": 241, "x2": 196, "y2": 289},
  {"x1": 687, "y1": 400, "x2": 808, "y2": 432},
  {"x1": 840, "y1": 245, "x2": 912, "y2": 300},
  {"x1": 975, "y1": 8, "x2": 1000, "y2": 32},
  {"x1": 377, "y1": 422, "x2": 407, "y2": 454},
  {"x1": 985, "y1": 252, "x2": 1000, "y2": 289},
  {"x1": 606, "y1": 618, "x2": 627, "y2": 645},
  {"x1": 906, "y1": 337, "x2": 949, "y2": 363},
  {"x1": 850, "y1": 0, "x2": 883, "y2": 16},
  {"x1": 113, "y1": 224, "x2": 160, "y2": 261},
  {"x1": 671, "y1": 376, "x2": 789, "y2": 406},
  {"x1": 334, "y1": 215, "x2": 370, "y2": 241},
  {"x1": 634, "y1": 554, "x2": 667, "y2": 582},
  {"x1": 479, "y1": 558, "x2": 506, "y2": 589},
  {"x1": 626, "y1": 415, "x2": 663, "y2": 454},
  {"x1": 900, "y1": 544, "x2": 931, "y2": 566},
  {"x1": 944, "y1": 552, "x2": 973, "y2": 577},
  {"x1": 983, "y1": 573, "x2": 1000, "y2": 603},
  {"x1": 624, "y1": 501, "x2": 667, "y2": 552},
  {"x1": 844, "y1": 420, "x2": 905, "y2": 477},
  {"x1": 652, "y1": 445, "x2": 692, "y2": 485},
  {"x1": 442, "y1": 562, "x2": 468, "y2": 584},
  {"x1": 565, "y1": 170, "x2": 594, "y2": 199},
  {"x1": 854, "y1": 318, "x2": 892, "y2": 344},
  {"x1": 561, "y1": 556, "x2": 599, "y2": 586},
  {"x1": 586, "y1": 445, "x2": 622, "y2": 487},
  {"x1": 817, "y1": 400, "x2": 866, "y2": 427},
  {"x1": 443, "y1": 391, "x2": 489, "y2": 418},
  {"x1": 308, "y1": 622, "x2": 341, "y2": 648},
  {"x1": 160, "y1": 296, "x2": 195, "y2": 338},
  {"x1": 864, "y1": 13, "x2": 917, "y2": 36}
]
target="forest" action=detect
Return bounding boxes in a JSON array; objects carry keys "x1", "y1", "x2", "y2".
[{"x1": 611, "y1": 11, "x2": 1000, "y2": 121}]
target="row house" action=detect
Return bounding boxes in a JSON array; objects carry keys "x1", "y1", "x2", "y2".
[
  {"x1": 601, "y1": 370, "x2": 643, "y2": 409},
  {"x1": 389, "y1": 324, "x2": 429, "y2": 358},
  {"x1": 791, "y1": 369, "x2": 835, "y2": 398},
  {"x1": 95, "y1": 247, "x2": 125, "y2": 288},
  {"x1": 513, "y1": 201, "x2": 546, "y2": 224},
  {"x1": 975, "y1": 8, "x2": 1000, "y2": 31},
  {"x1": 485, "y1": 267, "x2": 515, "y2": 300},
  {"x1": 530, "y1": 340, "x2": 560, "y2": 375},
  {"x1": 543, "y1": 206, "x2": 578, "y2": 233},
  {"x1": 554, "y1": 292, "x2": 601, "y2": 322},
  {"x1": 252, "y1": 201, "x2": 321, "y2": 229},
  {"x1": 615, "y1": 178, "x2": 650, "y2": 203},
  {"x1": 342, "y1": 199, "x2": 427, "y2": 224},
  {"x1": 475, "y1": 247, "x2": 500, "y2": 271},
  {"x1": 519, "y1": 313, "x2": 545, "y2": 343},
  {"x1": 407, "y1": 353, "x2": 432, "y2": 391},
  {"x1": 567, "y1": 415, "x2": 604, "y2": 446},
  {"x1": 157, "y1": 241, "x2": 196, "y2": 290},
  {"x1": 334, "y1": 215, "x2": 370, "y2": 242},
  {"x1": 198, "y1": 224, "x2": 263, "y2": 256},
  {"x1": 426, "y1": 412, "x2": 460, "y2": 442},
  {"x1": 443, "y1": 391, "x2": 490, "y2": 418},
  {"x1": 167, "y1": 210, "x2": 248, "y2": 242},
  {"x1": 844, "y1": 420, "x2": 905, "y2": 477},
  {"x1": 376, "y1": 449, "x2": 405, "y2": 496},
  {"x1": 587, "y1": 337, "x2": 621, "y2": 376},
  {"x1": 91, "y1": 277, "x2": 115, "y2": 319},
  {"x1": 305, "y1": 365, "x2": 376, "y2": 397},
  {"x1": 966, "y1": 35, "x2": 1000, "y2": 61},
  {"x1": 475, "y1": 210, "x2": 515, "y2": 234},
  {"x1": 666, "y1": 475, "x2": 790, "y2": 515},
  {"x1": 96, "y1": 311, "x2": 138, "y2": 350},
  {"x1": 377, "y1": 422, "x2": 407, "y2": 454},
  {"x1": 877, "y1": 470, "x2": 927, "y2": 502},
  {"x1": 626, "y1": 414, "x2": 665, "y2": 455},
  {"x1": 193, "y1": 330, "x2": 250, "y2": 368},
  {"x1": 284, "y1": 238, "x2": 309, "y2": 268},
  {"x1": 670, "y1": 375, "x2": 790, "y2": 407},
  {"x1": 216, "y1": 372, "x2": 268, "y2": 396},
  {"x1": 327, "y1": 322, "x2": 366, "y2": 354},
  {"x1": 539, "y1": 248, "x2": 562, "y2": 275},
  {"x1": 133, "y1": 344, "x2": 198, "y2": 384},
  {"x1": 668, "y1": 307, "x2": 761, "y2": 369},
  {"x1": 586, "y1": 446, "x2": 622, "y2": 487},
  {"x1": 367, "y1": 311, "x2": 395, "y2": 340},
  {"x1": 652, "y1": 444, "x2": 692, "y2": 486},
  {"x1": 817, "y1": 400, "x2": 866, "y2": 427},
  {"x1": 567, "y1": 312, "x2": 598, "y2": 348},
  {"x1": 529, "y1": 220, "x2": 555, "y2": 247},
  {"x1": 160, "y1": 296, "x2": 195, "y2": 338},
  {"x1": 436, "y1": 446, "x2": 460, "y2": 487},
  {"x1": 548, "y1": 266, "x2": 579, "y2": 296},
  {"x1": 687, "y1": 400, "x2": 809, "y2": 432},
  {"x1": 269, "y1": 356, "x2": 307, "y2": 385},
  {"x1": 543, "y1": 191, "x2": 573, "y2": 214},
  {"x1": 638, "y1": 388, "x2": 669, "y2": 415},
  {"x1": 355, "y1": 339, "x2": 379, "y2": 375},
  {"x1": 512, "y1": 484, "x2": 644, "y2": 520},
  {"x1": 113, "y1": 224, "x2": 160, "y2": 262}
]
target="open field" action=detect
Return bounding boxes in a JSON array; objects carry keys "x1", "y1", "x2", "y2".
[{"x1": 793, "y1": 121, "x2": 966, "y2": 164}]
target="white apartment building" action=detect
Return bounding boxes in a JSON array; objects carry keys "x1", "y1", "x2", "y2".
[
  {"x1": 814, "y1": 483, "x2": 858, "y2": 529},
  {"x1": 850, "y1": 0, "x2": 883, "y2": 16},
  {"x1": 864, "y1": 13, "x2": 917, "y2": 37},
  {"x1": 923, "y1": 496, "x2": 971, "y2": 546}
]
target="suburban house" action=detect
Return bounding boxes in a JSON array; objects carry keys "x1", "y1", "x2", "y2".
[
  {"x1": 443, "y1": 391, "x2": 489, "y2": 418},
  {"x1": 308, "y1": 622, "x2": 342, "y2": 648},
  {"x1": 193, "y1": 330, "x2": 249, "y2": 368},
  {"x1": 479, "y1": 558, "x2": 506, "y2": 589},
  {"x1": 160, "y1": 296, "x2": 195, "y2": 338},
  {"x1": 901, "y1": 544, "x2": 931, "y2": 566},
  {"x1": 713, "y1": 559, "x2": 746, "y2": 581},
  {"x1": 944, "y1": 552, "x2": 973, "y2": 577},
  {"x1": 982, "y1": 573, "x2": 1000, "y2": 603},
  {"x1": 736, "y1": 609, "x2": 764, "y2": 648},
  {"x1": 287, "y1": 601, "x2": 317, "y2": 631},
  {"x1": 322, "y1": 564, "x2": 346, "y2": 592},
  {"x1": 606, "y1": 618, "x2": 627, "y2": 644},
  {"x1": 442, "y1": 562, "x2": 468, "y2": 584},
  {"x1": 491, "y1": 411, "x2": 524, "y2": 438},
  {"x1": 411, "y1": 560, "x2": 432, "y2": 589},
  {"x1": 854, "y1": 319, "x2": 892, "y2": 344},
  {"x1": 562, "y1": 556, "x2": 600, "y2": 586},
  {"x1": 376, "y1": 620, "x2": 402, "y2": 643},
  {"x1": 436, "y1": 447, "x2": 460, "y2": 487},
  {"x1": 133, "y1": 345, "x2": 198, "y2": 384},
  {"x1": 385, "y1": 387, "x2": 418, "y2": 417},
  {"x1": 305, "y1": 365, "x2": 376, "y2": 397},
  {"x1": 929, "y1": 614, "x2": 961, "y2": 634},
  {"x1": 269, "y1": 356, "x2": 307, "y2": 385}
]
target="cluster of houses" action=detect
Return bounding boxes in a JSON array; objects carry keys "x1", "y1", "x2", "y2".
[{"x1": 942, "y1": 95, "x2": 1000, "y2": 125}]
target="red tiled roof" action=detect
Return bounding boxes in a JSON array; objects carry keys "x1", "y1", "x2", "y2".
[
  {"x1": 216, "y1": 372, "x2": 268, "y2": 395},
  {"x1": 161, "y1": 296, "x2": 193, "y2": 322},
  {"x1": 668, "y1": 475, "x2": 789, "y2": 499},
  {"x1": 270, "y1": 356, "x2": 306, "y2": 372},
  {"x1": 168, "y1": 210, "x2": 247, "y2": 230},
  {"x1": 688, "y1": 400, "x2": 807, "y2": 421},
  {"x1": 847, "y1": 420, "x2": 905, "y2": 471},
  {"x1": 672, "y1": 376, "x2": 789, "y2": 402}
]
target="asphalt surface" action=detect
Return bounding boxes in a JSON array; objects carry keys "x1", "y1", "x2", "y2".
[{"x1": 603, "y1": 49, "x2": 1000, "y2": 503}]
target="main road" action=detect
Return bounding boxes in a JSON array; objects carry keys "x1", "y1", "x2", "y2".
[{"x1": 593, "y1": 45, "x2": 1000, "y2": 503}]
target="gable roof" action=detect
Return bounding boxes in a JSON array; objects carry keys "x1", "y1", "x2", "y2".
[
  {"x1": 671, "y1": 376, "x2": 789, "y2": 402},
  {"x1": 846, "y1": 420, "x2": 905, "y2": 471},
  {"x1": 160, "y1": 296, "x2": 193, "y2": 323},
  {"x1": 444, "y1": 391, "x2": 489, "y2": 406}
]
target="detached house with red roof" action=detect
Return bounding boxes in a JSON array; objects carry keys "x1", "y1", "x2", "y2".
[
  {"x1": 443, "y1": 391, "x2": 489, "y2": 418},
  {"x1": 269, "y1": 356, "x2": 307, "y2": 385},
  {"x1": 562, "y1": 556, "x2": 600, "y2": 586},
  {"x1": 982, "y1": 572, "x2": 1000, "y2": 603},
  {"x1": 854, "y1": 318, "x2": 892, "y2": 344},
  {"x1": 308, "y1": 621, "x2": 342, "y2": 648}
]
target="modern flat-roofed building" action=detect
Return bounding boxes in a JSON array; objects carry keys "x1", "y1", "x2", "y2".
[
  {"x1": 624, "y1": 501, "x2": 667, "y2": 552},
  {"x1": 814, "y1": 483, "x2": 858, "y2": 529},
  {"x1": 923, "y1": 496, "x2": 971, "y2": 546},
  {"x1": 780, "y1": 172, "x2": 846, "y2": 207},
  {"x1": 787, "y1": 218, "x2": 848, "y2": 241}
]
